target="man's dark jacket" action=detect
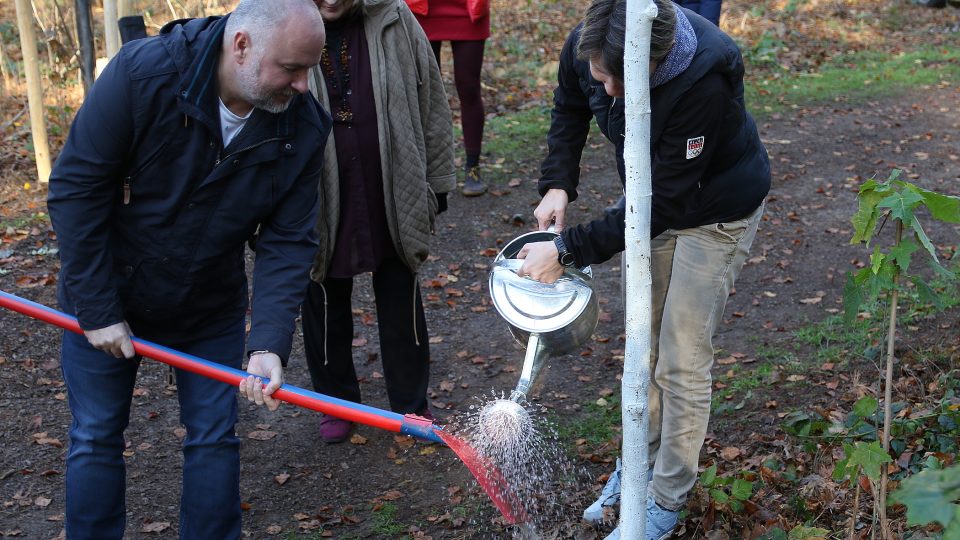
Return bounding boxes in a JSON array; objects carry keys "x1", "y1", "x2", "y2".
[
  {"x1": 538, "y1": 9, "x2": 770, "y2": 266},
  {"x1": 48, "y1": 15, "x2": 332, "y2": 360}
]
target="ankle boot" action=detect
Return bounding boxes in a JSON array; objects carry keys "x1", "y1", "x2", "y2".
[{"x1": 461, "y1": 166, "x2": 487, "y2": 197}]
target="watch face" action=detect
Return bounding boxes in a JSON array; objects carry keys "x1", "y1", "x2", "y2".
[{"x1": 560, "y1": 252, "x2": 576, "y2": 266}]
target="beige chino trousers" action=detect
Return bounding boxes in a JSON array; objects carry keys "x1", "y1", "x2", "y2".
[{"x1": 645, "y1": 203, "x2": 764, "y2": 511}]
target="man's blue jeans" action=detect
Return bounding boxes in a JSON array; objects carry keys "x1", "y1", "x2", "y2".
[{"x1": 60, "y1": 320, "x2": 244, "y2": 539}]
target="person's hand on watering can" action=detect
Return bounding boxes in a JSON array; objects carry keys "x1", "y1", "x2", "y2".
[
  {"x1": 516, "y1": 241, "x2": 564, "y2": 284},
  {"x1": 534, "y1": 189, "x2": 569, "y2": 231},
  {"x1": 84, "y1": 321, "x2": 136, "y2": 359},
  {"x1": 239, "y1": 352, "x2": 284, "y2": 411}
]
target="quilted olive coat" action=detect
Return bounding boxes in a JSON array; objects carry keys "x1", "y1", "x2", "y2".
[{"x1": 308, "y1": 0, "x2": 456, "y2": 283}]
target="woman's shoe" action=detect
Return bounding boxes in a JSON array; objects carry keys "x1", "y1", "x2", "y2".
[
  {"x1": 461, "y1": 166, "x2": 487, "y2": 197},
  {"x1": 318, "y1": 414, "x2": 354, "y2": 444}
]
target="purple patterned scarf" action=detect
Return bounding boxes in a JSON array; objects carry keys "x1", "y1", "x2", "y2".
[{"x1": 650, "y1": 8, "x2": 697, "y2": 88}]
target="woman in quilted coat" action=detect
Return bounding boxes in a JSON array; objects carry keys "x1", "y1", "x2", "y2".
[
  {"x1": 411, "y1": 0, "x2": 490, "y2": 196},
  {"x1": 305, "y1": 0, "x2": 456, "y2": 443}
]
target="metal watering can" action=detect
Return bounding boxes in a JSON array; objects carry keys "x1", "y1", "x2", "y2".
[{"x1": 488, "y1": 231, "x2": 599, "y2": 402}]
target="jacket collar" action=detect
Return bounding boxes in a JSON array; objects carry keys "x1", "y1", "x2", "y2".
[{"x1": 361, "y1": 0, "x2": 400, "y2": 29}]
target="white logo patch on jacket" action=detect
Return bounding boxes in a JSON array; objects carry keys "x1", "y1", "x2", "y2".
[{"x1": 686, "y1": 136, "x2": 705, "y2": 159}]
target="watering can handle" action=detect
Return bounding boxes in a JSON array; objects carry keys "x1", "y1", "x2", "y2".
[{"x1": 493, "y1": 258, "x2": 591, "y2": 284}]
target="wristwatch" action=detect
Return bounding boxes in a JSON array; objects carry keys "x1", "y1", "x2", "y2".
[{"x1": 554, "y1": 235, "x2": 576, "y2": 267}]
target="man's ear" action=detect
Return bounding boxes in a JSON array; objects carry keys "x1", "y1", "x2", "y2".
[{"x1": 232, "y1": 31, "x2": 251, "y2": 64}]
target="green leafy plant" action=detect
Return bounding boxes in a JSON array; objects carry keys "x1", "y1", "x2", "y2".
[
  {"x1": 890, "y1": 463, "x2": 960, "y2": 537},
  {"x1": 842, "y1": 169, "x2": 960, "y2": 539},
  {"x1": 700, "y1": 464, "x2": 754, "y2": 514},
  {"x1": 833, "y1": 440, "x2": 892, "y2": 485},
  {"x1": 844, "y1": 170, "x2": 959, "y2": 322}
]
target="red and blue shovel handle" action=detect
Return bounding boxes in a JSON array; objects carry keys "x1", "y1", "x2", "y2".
[
  {"x1": 0, "y1": 289, "x2": 530, "y2": 523},
  {"x1": 0, "y1": 290, "x2": 443, "y2": 444}
]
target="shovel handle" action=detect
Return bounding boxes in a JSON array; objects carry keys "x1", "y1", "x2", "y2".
[{"x1": 0, "y1": 290, "x2": 444, "y2": 443}]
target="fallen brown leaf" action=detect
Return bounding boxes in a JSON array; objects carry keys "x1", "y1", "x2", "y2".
[
  {"x1": 350, "y1": 433, "x2": 368, "y2": 445},
  {"x1": 140, "y1": 521, "x2": 170, "y2": 533},
  {"x1": 720, "y1": 446, "x2": 742, "y2": 461}
]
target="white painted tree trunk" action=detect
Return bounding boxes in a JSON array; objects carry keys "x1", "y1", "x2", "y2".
[
  {"x1": 14, "y1": 0, "x2": 52, "y2": 184},
  {"x1": 103, "y1": 0, "x2": 121, "y2": 58},
  {"x1": 620, "y1": 0, "x2": 657, "y2": 538}
]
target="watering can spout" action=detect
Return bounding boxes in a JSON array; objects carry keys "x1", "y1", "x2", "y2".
[{"x1": 509, "y1": 333, "x2": 549, "y2": 403}]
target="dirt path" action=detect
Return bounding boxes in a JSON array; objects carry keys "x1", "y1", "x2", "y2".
[{"x1": 0, "y1": 85, "x2": 958, "y2": 539}]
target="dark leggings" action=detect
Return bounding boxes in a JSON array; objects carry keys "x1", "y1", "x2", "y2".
[{"x1": 430, "y1": 40, "x2": 485, "y2": 158}]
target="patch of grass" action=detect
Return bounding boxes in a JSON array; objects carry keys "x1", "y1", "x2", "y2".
[
  {"x1": 371, "y1": 502, "x2": 407, "y2": 537},
  {"x1": 554, "y1": 394, "x2": 622, "y2": 448},
  {"x1": 454, "y1": 106, "x2": 551, "y2": 185},
  {"x1": 712, "y1": 362, "x2": 775, "y2": 414},
  {"x1": 793, "y1": 315, "x2": 874, "y2": 363},
  {"x1": 484, "y1": 106, "x2": 551, "y2": 160},
  {"x1": 790, "y1": 260, "x2": 960, "y2": 364},
  {"x1": 747, "y1": 41, "x2": 960, "y2": 117},
  {"x1": 0, "y1": 211, "x2": 50, "y2": 231},
  {"x1": 754, "y1": 343, "x2": 797, "y2": 364}
]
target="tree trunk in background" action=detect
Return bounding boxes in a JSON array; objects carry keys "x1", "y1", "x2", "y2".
[
  {"x1": 75, "y1": 0, "x2": 95, "y2": 93},
  {"x1": 620, "y1": 0, "x2": 658, "y2": 538},
  {"x1": 0, "y1": 38, "x2": 10, "y2": 97},
  {"x1": 103, "y1": 0, "x2": 120, "y2": 58},
  {"x1": 14, "y1": 0, "x2": 52, "y2": 184},
  {"x1": 119, "y1": 0, "x2": 135, "y2": 17}
]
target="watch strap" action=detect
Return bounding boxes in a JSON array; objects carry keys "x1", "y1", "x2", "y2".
[{"x1": 554, "y1": 235, "x2": 576, "y2": 266}]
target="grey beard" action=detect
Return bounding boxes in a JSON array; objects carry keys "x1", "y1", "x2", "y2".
[{"x1": 251, "y1": 93, "x2": 294, "y2": 114}]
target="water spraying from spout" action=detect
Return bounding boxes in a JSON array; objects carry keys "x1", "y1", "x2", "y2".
[
  {"x1": 478, "y1": 398, "x2": 532, "y2": 446},
  {"x1": 447, "y1": 393, "x2": 588, "y2": 537}
]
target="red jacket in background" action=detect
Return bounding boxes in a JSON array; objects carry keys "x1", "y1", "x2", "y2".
[{"x1": 409, "y1": 0, "x2": 490, "y2": 41}]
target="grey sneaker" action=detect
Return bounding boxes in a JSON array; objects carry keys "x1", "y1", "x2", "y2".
[
  {"x1": 601, "y1": 497, "x2": 678, "y2": 540},
  {"x1": 582, "y1": 458, "x2": 621, "y2": 523},
  {"x1": 461, "y1": 166, "x2": 487, "y2": 197},
  {"x1": 645, "y1": 496, "x2": 679, "y2": 540}
]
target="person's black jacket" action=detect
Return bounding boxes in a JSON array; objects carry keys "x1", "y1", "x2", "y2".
[
  {"x1": 47, "y1": 15, "x2": 332, "y2": 360},
  {"x1": 538, "y1": 21, "x2": 627, "y2": 204},
  {"x1": 676, "y1": 0, "x2": 722, "y2": 26},
  {"x1": 538, "y1": 9, "x2": 770, "y2": 267}
]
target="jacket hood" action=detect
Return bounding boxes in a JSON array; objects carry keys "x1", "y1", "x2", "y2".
[{"x1": 158, "y1": 16, "x2": 227, "y2": 80}]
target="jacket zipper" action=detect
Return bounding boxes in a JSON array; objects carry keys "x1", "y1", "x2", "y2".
[
  {"x1": 122, "y1": 140, "x2": 171, "y2": 205},
  {"x1": 608, "y1": 96, "x2": 620, "y2": 139},
  {"x1": 217, "y1": 136, "x2": 285, "y2": 166}
]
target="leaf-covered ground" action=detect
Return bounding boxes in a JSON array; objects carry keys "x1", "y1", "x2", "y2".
[{"x1": 1, "y1": 1, "x2": 959, "y2": 538}]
